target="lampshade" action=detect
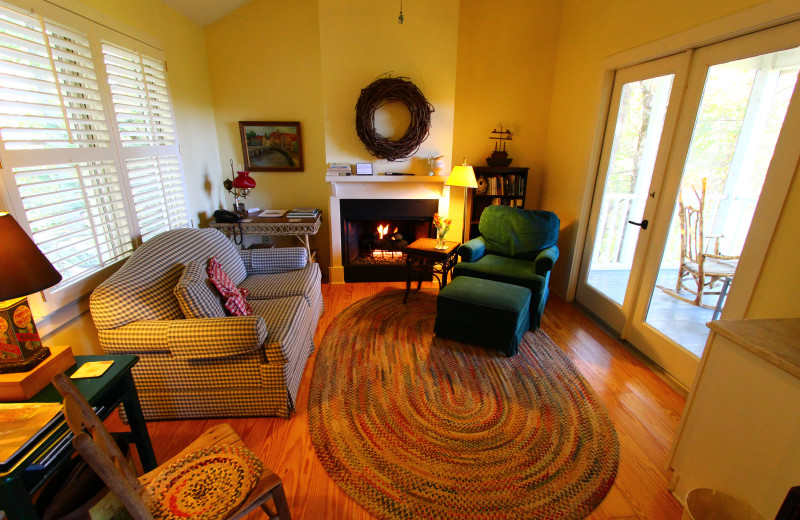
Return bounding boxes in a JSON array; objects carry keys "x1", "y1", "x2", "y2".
[
  {"x1": 232, "y1": 170, "x2": 256, "y2": 189},
  {"x1": 446, "y1": 162, "x2": 478, "y2": 189},
  {"x1": 0, "y1": 213, "x2": 62, "y2": 302}
]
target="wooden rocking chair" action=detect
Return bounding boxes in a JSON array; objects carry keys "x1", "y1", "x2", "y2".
[
  {"x1": 676, "y1": 178, "x2": 739, "y2": 307},
  {"x1": 51, "y1": 372, "x2": 292, "y2": 520}
]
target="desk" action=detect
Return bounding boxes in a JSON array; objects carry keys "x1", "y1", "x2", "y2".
[
  {"x1": 402, "y1": 238, "x2": 460, "y2": 304},
  {"x1": 210, "y1": 214, "x2": 322, "y2": 261},
  {"x1": 0, "y1": 355, "x2": 155, "y2": 520}
]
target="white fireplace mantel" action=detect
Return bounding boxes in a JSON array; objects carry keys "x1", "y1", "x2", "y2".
[
  {"x1": 326, "y1": 174, "x2": 451, "y2": 284},
  {"x1": 325, "y1": 175, "x2": 448, "y2": 197}
]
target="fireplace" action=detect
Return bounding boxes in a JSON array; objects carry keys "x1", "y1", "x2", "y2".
[
  {"x1": 341, "y1": 199, "x2": 438, "y2": 282},
  {"x1": 326, "y1": 175, "x2": 449, "y2": 283}
]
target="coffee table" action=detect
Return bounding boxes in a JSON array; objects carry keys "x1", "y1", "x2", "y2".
[{"x1": 402, "y1": 238, "x2": 460, "y2": 304}]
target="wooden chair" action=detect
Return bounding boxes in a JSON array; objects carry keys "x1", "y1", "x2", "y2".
[
  {"x1": 51, "y1": 372, "x2": 292, "y2": 520},
  {"x1": 675, "y1": 178, "x2": 739, "y2": 307}
]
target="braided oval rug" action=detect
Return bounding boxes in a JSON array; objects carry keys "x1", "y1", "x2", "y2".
[{"x1": 308, "y1": 290, "x2": 619, "y2": 520}]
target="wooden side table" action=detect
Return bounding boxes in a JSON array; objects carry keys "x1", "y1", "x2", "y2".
[
  {"x1": 210, "y1": 213, "x2": 321, "y2": 262},
  {"x1": 402, "y1": 238, "x2": 460, "y2": 304},
  {"x1": 0, "y1": 354, "x2": 155, "y2": 520}
]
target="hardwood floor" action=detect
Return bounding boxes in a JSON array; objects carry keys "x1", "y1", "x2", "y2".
[{"x1": 109, "y1": 282, "x2": 687, "y2": 519}]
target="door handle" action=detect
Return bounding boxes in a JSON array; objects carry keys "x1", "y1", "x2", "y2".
[{"x1": 628, "y1": 219, "x2": 649, "y2": 230}]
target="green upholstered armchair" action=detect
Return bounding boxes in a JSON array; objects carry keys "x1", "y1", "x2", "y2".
[{"x1": 452, "y1": 205, "x2": 560, "y2": 329}]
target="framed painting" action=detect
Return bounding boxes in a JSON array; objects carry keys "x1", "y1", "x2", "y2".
[{"x1": 239, "y1": 121, "x2": 304, "y2": 172}]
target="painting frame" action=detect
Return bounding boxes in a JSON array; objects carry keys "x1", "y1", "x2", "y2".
[{"x1": 239, "y1": 121, "x2": 304, "y2": 172}]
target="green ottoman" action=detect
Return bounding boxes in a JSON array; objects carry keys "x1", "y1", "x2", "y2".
[{"x1": 434, "y1": 276, "x2": 531, "y2": 356}]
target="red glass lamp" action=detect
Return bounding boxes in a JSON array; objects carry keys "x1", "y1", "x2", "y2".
[
  {"x1": 226, "y1": 162, "x2": 256, "y2": 216},
  {"x1": 0, "y1": 213, "x2": 62, "y2": 373}
]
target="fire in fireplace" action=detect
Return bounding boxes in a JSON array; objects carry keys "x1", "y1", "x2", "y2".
[{"x1": 340, "y1": 199, "x2": 438, "y2": 282}]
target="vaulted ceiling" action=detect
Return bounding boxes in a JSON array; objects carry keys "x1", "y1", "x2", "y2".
[{"x1": 160, "y1": 0, "x2": 249, "y2": 27}]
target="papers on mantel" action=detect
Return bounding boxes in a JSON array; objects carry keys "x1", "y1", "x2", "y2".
[
  {"x1": 258, "y1": 209, "x2": 288, "y2": 218},
  {"x1": 0, "y1": 402, "x2": 63, "y2": 465}
]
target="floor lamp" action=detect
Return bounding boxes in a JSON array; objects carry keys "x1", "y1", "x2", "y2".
[{"x1": 446, "y1": 159, "x2": 478, "y2": 244}]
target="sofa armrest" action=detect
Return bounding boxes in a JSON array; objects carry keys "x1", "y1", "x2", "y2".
[
  {"x1": 534, "y1": 245, "x2": 559, "y2": 275},
  {"x1": 98, "y1": 316, "x2": 270, "y2": 361},
  {"x1": 239, "y1": 247, "x2": 308, "y2": 274},
  {"x1": 458, "y1": 237, "x2": 487, "y2": 262}
]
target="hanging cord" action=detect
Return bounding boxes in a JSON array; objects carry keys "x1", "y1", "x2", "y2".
[
  {"x1": 398, "y1": 0, "x2": 404, "y2": 24},
  {"x1": 232, "y1": 222, "x2": 244, "y2": 246}
]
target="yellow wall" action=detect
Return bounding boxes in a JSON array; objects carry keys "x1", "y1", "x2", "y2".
[
  {"x1": 452, "y1": 0, "x2": 562, "y2": 211},
  {"x1": 204, "y1": 0, "x2": 329, "y2": 266},
  {"x1": 35, "y1": 0, "x2": 222, "y2": 354},
  {"x1": 319, "y1": 0, "x2": 459, "y2": 174},
  {"x1": 27, "y1": 0, "x2": 800, "y2": 357},
  {"x1": 746, "y1": 164, "x2": 800, "y2": 318},
  {"x1": 542, "y1": 0, "x2": 779, "y2": 297},
  {"x1": 204, "y1": 0, "x2": 461, "y2": 266}
]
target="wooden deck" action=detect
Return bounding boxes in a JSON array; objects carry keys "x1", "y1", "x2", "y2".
[
  {"x1": 108, "y1": 282, "x2": 687, "y2": 519},
  {"x1": 586, "y1": 268, "x2": 718, "y2": 357}
]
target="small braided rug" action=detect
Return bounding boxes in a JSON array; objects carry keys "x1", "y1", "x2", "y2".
[{"x1": 308, "y1": 290, "x2": 619, "y2": 520}]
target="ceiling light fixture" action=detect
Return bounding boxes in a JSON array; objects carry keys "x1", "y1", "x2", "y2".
[{"x1": 398, "y1": 0, "x2": 404, "y2": 24}]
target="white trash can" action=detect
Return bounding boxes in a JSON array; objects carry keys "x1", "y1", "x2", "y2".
[{"x1": 682, "y1": 488, "x2": 766, "y2": 520}]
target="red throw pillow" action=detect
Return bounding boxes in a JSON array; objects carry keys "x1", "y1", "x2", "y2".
[{"x1": 207, "y1": 257, "x2": 252, "y2": 316}]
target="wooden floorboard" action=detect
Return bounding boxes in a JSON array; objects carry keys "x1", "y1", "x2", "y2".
[{"x1": 107, "y1": 282, "x2": 686, "y2": 519}]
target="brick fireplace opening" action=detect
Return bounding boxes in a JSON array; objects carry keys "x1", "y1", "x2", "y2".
[{"x1": 341, "y1": 199, "x2": 438, "y2": 282}]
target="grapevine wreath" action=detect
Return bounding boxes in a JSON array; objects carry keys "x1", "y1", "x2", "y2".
[{"x1": 355, "y1": 76, "x2": 434, "y2": 161}]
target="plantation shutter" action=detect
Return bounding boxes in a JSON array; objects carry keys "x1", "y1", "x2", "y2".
[
  {"x1": 100, "y1": 40, "x2": 188, "y2": 242},
  {"x1": 0, "y1": 0, "x2": 189, "y2": 303},
  {"x1": 0, "y1": 1, "x2": 132, "y2": 289}
]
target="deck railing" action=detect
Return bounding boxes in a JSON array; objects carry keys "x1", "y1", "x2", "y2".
[{"x1": 591, "y1": 192, "x2": 751, "y2": 271}]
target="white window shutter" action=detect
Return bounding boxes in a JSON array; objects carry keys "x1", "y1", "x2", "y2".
[
  {"x1": 0, "y1": 0, "x2": 191, "y2": 302},
  {"x1": 100, "y1": 39, "x2": 188, "y2": 240},
  {"x1": 0, "y1": 4, "x2": 108, "y2": 150}
]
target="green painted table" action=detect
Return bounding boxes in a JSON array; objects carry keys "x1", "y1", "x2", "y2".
[{"x1": 0, "y1": 354, "x2": 155, "y2": 520}]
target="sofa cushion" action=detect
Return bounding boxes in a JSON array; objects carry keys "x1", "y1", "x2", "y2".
[
  {"x1": 479, "y1": 206, "x2": 559, "y2": 260},
  {"x1": 250, "y1": 296, "x2": 312, "y2": 365},
  {"x1": 174, "y1": 260, "x2": 226, "y2": 319},
  {"x1": 91, "y1": 228, "x2": 247, "y2": 330},
  {"x1": 239, "y1": 263, "x2": 321, "y2": 306},
  {"x1": 208, "y1": 257, "x2": 252, "y2": 316},
  {"x1": 453, "y1": 254, "x2": 545, "y2": 295}
]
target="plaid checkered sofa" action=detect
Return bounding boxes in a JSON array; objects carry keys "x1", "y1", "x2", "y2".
[{"x1": 90, "y1": 227, "x2": 323, "y2": 420}]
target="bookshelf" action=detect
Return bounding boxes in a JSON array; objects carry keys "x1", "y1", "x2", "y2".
[{"x1": 467, "y1": 166, "x2": 528, "y2": 240}]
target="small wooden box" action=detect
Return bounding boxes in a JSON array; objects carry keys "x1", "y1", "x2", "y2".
[{"x1": 0, "y1": 346, "x2": 75, "y2": 401}]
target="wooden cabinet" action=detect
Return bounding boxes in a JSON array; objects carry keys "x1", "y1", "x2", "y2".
[
  {"x1": 668, "y1": 318, "x2": 800, "y2": 518},
  {"x1": 467, "y1": 166, "x2": 528, "y2": 240}
]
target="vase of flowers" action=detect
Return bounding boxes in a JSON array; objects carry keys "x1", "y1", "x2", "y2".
[{"x1": 433, "y1": 213, "x2": 451, "y2": 249}]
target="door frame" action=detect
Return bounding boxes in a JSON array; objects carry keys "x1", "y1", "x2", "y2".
[
  {"x1": 622, "y1": 20, "x2": 800, "y2": 388},
  {"x1": 567, "y1": 1, "x2": 800, "y2": 311},
  {"x1": 575, "y1": 52, "x2": 691, "y2": 332}
]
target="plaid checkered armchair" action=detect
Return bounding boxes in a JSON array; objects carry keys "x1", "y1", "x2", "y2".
[{"x1": 90, "y1": 228, "x2": 323, "y2": 420}]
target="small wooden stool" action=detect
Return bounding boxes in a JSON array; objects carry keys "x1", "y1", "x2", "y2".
[{"x1": 434, "y1": 276, "x2": 531, "y2": 356}]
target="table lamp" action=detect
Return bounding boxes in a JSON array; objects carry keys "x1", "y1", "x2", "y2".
[
  {"x1": 446, "y1": 159, "x2": 478, "y2": 243},
  {"x1": 0, "y1": 212, "x2": 62, "y2": 373}
]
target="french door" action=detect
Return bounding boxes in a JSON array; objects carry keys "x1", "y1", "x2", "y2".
[{"x1": 576, "y1": 21, "x2": 800, "y2": 388}]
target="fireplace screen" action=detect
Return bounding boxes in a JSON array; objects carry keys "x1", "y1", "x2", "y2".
[{"x1": 340, "y1": 199, "x2": 438, "y2": 282}]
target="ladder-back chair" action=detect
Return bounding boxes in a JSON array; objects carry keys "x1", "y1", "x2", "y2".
[
  {"x1": 676, "y1": 178, "x2": 739, "y2": 307},
  {"x1": 51, "y1": 372, "x2": 292, "y2": 520}
]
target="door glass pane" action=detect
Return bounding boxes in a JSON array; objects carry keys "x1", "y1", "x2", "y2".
[
  {"x1": 586, "y1": 74, "x2": 674, "y2": 305},
  {"x1": 646, "y1": 47, "x2": 799, "y2": 356}
]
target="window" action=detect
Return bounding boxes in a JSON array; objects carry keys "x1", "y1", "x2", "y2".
[{"x1": 0, "y1": 0, "x2": 188, "y2": 302}]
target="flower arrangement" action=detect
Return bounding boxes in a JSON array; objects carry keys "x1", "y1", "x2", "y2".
[{"x1": 433, "y1": 213, "x2": 451, "y2": 247}]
